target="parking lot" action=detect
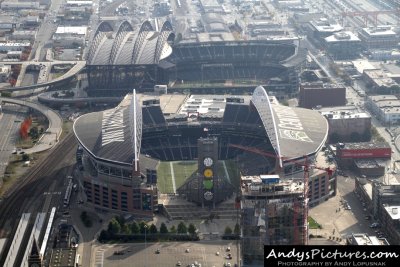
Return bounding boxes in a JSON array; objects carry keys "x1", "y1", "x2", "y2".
[{"x1": 93, "y1": 241, "x2": 238, "y2": 267}]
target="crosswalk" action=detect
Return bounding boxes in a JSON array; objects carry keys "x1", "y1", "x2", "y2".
[{"x1": 94, "y1": 248, "x2": 105, "y2": 267}]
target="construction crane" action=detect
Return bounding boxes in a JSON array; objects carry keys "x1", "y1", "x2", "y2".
[
  {"x1": 229, "y1": 143, "x2": 334, "y2": 245},
  {"x1": 341, "y1": 9, "x2": 400, "y2": 26}
]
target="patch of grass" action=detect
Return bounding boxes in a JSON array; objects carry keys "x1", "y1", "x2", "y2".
[
  {"x1": 157, "y1": 161, "x2": 198, "y2": 193},
  {"x1": 60, "y1": 121, "x2": 73, "y2": 139},
  {"x1": 172, "y1": 161, "x2": 197, "y2": 189},
  {"x1": 224, "y1": 160, "x2": 241, "y2": 188},
  {"x1": 308, "y1": 216, "x2": 322, "y2": 229},
  {"x1": 157, "y1": 162, "x2": 172, "y2": 193}
]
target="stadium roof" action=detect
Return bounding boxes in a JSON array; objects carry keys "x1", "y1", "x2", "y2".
[
  {"x1": 73, "y1": 87, "x2": 328, "y2": 165},
  {"x1": 87, "y1": 20, "x2": 175, "y2": 65},
  {"x1": 73, "y1": 92, "x2": 142, "y2": 167}
]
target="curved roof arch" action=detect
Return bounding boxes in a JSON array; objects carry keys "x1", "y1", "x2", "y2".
[
  {"x1": 154, "y1": 21, "x2": 175, "y2": 63},
  {"x1": 251, "y1": 86, "x2": 282, "y2": 167},
  {"x1": 129, "y1": 89, "x2": 142, "y2": 172},
  {"x1": 87, "y1": 21, "x2": 113, "y2": 64},
  {"x1": 131, "y1": 20, "x2": 154, "y2": 64},
  {"x1": 109, "y1": 21, "x2": 134, "y2": 65}
]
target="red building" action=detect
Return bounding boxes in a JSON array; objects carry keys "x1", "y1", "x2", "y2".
[
  {"x1": 336, "y1": 142, "x2": 391, "y2": 173},
  {"x1": 337, "y1": 144, "x2": 391, "y2": 159}
]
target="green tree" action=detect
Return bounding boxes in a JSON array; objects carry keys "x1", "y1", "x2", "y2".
[
  {"x1": 224, "y1": 226, "x2": 233, "y2": 235},
  {"x1": 98, "y1": 230, "x2": 109, "y2": 243},
  {"x1": 130, "y1": 221, "x2": 140, "y2": 234},
  {"x1": 188, "y1": 223, "x2": 197, "y2": 235},
  {"x1": 160, "y1": 222, "x2": 168, "y2": 234},
  {"x1": 177, "y1": 222, "x2": 187, "y2": 234},
  {"x1": 149, "y1": 223, "x2": 158, "y2": 234},
  {"x1": 122, "y1": 224, "x2": 131, "y2": 234},
  {"x1": 29, "y1": 126, "x2": 38, "y2": 139},
  {"x1": 234, "y1": 223, "x2": 240, "y2": 236},
  {"x1": 107, "y1": 218, "x2": 121, "y2": 235},
  {"x1": 115, "y1": 215, "x2": 126, "y2": 228},
  {"x1": 170, "y1": 225, "x2": 177, "y2": 234},
  {"x1": 22, "y1": 153, "x2": 30, "y2": 161}
]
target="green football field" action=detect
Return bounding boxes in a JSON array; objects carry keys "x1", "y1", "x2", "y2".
[
  {"x1": 157, "y1": 161, "x2": 198, "y2": 194},
  {"x1": 157, "y1": 160, "x2": 240, "y2": 194}
]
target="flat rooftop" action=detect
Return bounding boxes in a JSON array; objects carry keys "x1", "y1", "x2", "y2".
[
  {"x1": 368, "y1": 95, "x2": 398, "y2": 102},
  {"x1": 361, "y1": 26, "x2": 396, "y2": 37},
  {"x1": 384, "y1": 205, "x2": 400, "y2": 220},
  {"x1": 351, "y1": 233, "x2": 389, "y2": 245},
  {"x1": 321, "y1": 111, "x2": 370, "y2": 120},
  {"x1": 340, "y1": 142, "x2": 390, "y2": 150},
  {"x1": 325, "y1": 31, "x2": 360, "y2": 42}
]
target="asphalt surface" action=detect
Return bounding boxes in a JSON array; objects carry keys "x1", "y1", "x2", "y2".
[
  {"x1": 93, "y1": 241, "x2": 237, "y2": 267},
  {"x1": 0, "y1": 105, "x2": 27, "y2": 180},
  {"x1": 309, "y1": 174, "x2": 379, "y2": 243}
]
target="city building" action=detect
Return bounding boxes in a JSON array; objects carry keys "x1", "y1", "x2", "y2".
[
  {"x1": 52, "y1": 26, "x2": 87, "y2": 47},
  {"x1": 363, "y1": 69, "x2": 399, "y2": 94},
  {"x1": 372, "y1": 183, "x2": 400, "y2": 244},
  {"x1": 199, "y1": 0, "x2": 225, "y2": 14},
  {"x1": 10, "y1": 30, "x2": 37, "y2": 41},
  {"x1": 353, "y1": 159, "x2": 386, "y2": 177},
  {"x1": 307, "y1": 18, "x2": 343, "y2": 44},
  {"x1": 308, "y1": 151, "x2": 337, "y2": 207},
  {"x1": 324, "y1": 31, "x2": 362, "y2": 59},
  {"x1": 0, "y1": 16, "x2": 17, "y2": 35},
  {"x1": 298, "y1": 82, "x2": 346, "y2": 109},
  {"x1": 321, "y1": 111, "x2": 371, "y2": 143},
  {"x1": 241, "y1": 175, "x2": 305, "y2": 265},
  {"x1": 0, "y1": 65, "x2": 11, "y2": 82},
  {"x1": 0, "y1": 1, "x2": 40, "y2": 10},
  {"x1": 336, "y1": 142, "x2": 391, "y2": 169},
  {"x1": 358, "y1": 26, "x2": 399, "y2": 50},
  {"x1": 346, "y1": 233, "x2": 389, "y2": 245},
  {"x1": 365, "y1": 95, "x2": 400, "y2": 125},
  {"x1": 0, "y1": 42, "x2": 30, "y2": 52},
  {"x1": 22, "y1": 15, "x2": 40, "y2": 28}
]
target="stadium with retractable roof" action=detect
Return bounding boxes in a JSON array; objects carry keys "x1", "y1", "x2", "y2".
[
  {"x1": 86, "y1": 20, "x2": 304, "y2": 99},
  {"x1": 73, "y1": 86, "x2": 332, "y2": 216}
]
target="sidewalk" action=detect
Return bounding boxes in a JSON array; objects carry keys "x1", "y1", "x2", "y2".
[{"x1": 309, "y1": 193, "x2": 347, "y2": 245}]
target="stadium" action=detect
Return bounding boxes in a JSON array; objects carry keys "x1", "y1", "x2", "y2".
[
  {"x1": 86, "y1": 20, "x2": 304, "y2": 98},
  {"x1": 73, "y1": 86, "x2": 330, "y2": 215}
]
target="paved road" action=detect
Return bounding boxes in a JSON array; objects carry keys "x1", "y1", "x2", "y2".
[
  {"x1": 0, "y1": 97, "x2": 62, "y2": 155},
  {"x1": 0, "y1": 106, "x2": 27, "y2": 180}
]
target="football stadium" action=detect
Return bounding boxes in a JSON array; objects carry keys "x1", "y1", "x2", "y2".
[
  {"x1": 73, "y1": 86, "x2": 329, "y2": 215},
  {"x1": 86, "y1": 20, "x2": 304, "y2": 98}
]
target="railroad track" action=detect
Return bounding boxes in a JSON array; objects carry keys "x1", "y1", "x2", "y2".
[{"x1": 0, "y1": 132, "x2": 76, "y2": 265}]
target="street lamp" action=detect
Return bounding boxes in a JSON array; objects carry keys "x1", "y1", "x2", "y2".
[{"x1": 144, "y1": 224, "x2": 148, "y2": 267}]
